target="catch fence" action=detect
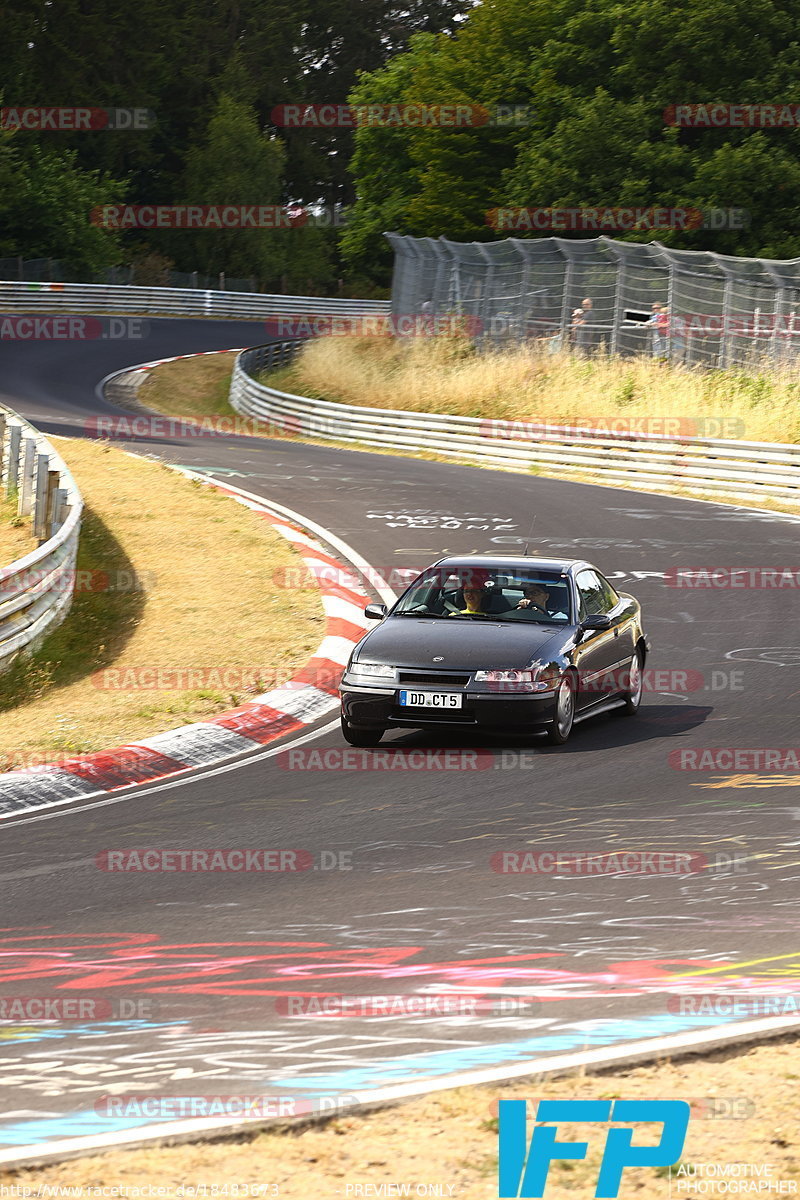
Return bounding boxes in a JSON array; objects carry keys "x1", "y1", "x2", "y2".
[{"x1": 385, "y1": 234, "x2": 800, "y2": 368}]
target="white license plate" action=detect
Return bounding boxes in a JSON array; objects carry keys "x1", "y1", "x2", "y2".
[{"x1": 399, "y1": 691, "x2": 462, "y2": 709}]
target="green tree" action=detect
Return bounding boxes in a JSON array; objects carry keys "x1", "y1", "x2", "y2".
[
  {"x1": 343, "y1": 0, "x2": 800, "y2": 267},
  {"x1": 162, "y1": 93, "x2": 301, "y2": 288},
  {"x1": 0, "y1": 137, "x2": 125, "y2": 274}
]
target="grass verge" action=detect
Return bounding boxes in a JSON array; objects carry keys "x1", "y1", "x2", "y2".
[
  {"x1": 2, "y1": 1034, "x2": 798, "y2": 1195},
  {"x1": 0, "y1": 437, "x2": 323, "y2": 771},
  {"x1": 137, "y1": 350, "x2": 240, "y2": 419},
  {"x1": 128, "y1": 348, "x2": 800, "y2": 517},
  {"x1": 0, "y1": 493, "x2": 38, "y2": 563},
  {"x1": 274, "y1": 334, "x2": 800, "y2": 445}
]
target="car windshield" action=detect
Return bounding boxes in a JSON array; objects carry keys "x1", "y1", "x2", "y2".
[{"x1": 393, "y1": 567, "x2": 572, "y2": 623}]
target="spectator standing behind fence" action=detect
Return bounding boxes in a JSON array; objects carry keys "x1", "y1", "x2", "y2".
[
  {"x1": 570, "y1": 306, "x2": 585, "y2": 352},
  {"x1": 576, "y1": 297, "x2": 594, "y2": 353},
  {"x1": 670, "y1": 310, "x2": 686, "y2": 361},
  {"x1": 647, "y1": 303, "x2": 671, "y2": 358},
  {"x1": 647, "y1": 303, "x2": 663, "y2": 356}
]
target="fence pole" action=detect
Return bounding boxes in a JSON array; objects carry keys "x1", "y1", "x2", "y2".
[
  {"x1": 610, "y1": 252, "x2": 624, "y2": 356},
  {"x1": 50, "y1": 487, "x2": 69, "y2": 539},
  {"x1": 5, "y1": 425, "x2": 21, "y2": 496},
  {"x1": 32, "y1": 454, "x2": 51, "y2": 540},
  {"x1": 18, "y1": 438, "x2": 36, "y2": 516}
]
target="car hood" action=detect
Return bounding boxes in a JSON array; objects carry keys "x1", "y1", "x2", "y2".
[{"x1": 353, "y1": 617, "x2": 569, "y2": 670}]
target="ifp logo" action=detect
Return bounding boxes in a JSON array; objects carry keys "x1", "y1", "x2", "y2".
[{"x1": 498, "y1": 1099, "x2": 690, "y2": 1197}]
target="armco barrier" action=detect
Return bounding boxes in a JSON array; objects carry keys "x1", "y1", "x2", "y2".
[
  {"x1": 230, "y1": 339, "x2": 800, "y2": 506},
  {"x1": 0, "y1": 281, "x2": 390, "y2": 322},
  {"x1": 0, "y1": 407, "x2": 83, "y2": 671}
]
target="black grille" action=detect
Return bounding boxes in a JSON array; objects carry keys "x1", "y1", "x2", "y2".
[
  {"x1": 389, "y1": 708, "x2": 476, "y2": 724},
  {"x1": 397, "y1": 671, "x2": 471, "y2": 686}
]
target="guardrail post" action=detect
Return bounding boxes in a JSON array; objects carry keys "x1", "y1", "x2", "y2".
[
  {"x1": 5, "y1": 425, "x2": 21, "y2": 496},
  {"x1": 32, "y1": 453, "x2": 51, "y2": 540},
  {"x1": 0, "y1": 416, "x2": 6, "y2": 485},
  {"x1": 43, "y1": 468, "x2": 60, "y2": 542},
  {"x1": 18, "y1": 437, "x2": 36, "y2": 516},
  {"x1": 50, "y1": 487, "x2": 69, "y2": 539}
]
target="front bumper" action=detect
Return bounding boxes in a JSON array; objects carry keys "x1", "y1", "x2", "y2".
[{"x1": 340, "y1": 681, "x2": 558, "y2": 732}]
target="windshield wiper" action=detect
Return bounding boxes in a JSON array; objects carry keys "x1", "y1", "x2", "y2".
[{"x1": 394, "y1": 610, "x2": 448, "y2": 618}]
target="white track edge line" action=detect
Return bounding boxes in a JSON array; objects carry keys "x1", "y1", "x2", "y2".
[{"x1": 1, "y1": 1014, "x2": 798, "y2": 1168}]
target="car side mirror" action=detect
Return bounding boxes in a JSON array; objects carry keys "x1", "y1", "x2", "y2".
[
  {"x1": 364, "y1": 603, "x2": 387, "y2": 620},
  {"x1": 579, "y1": 613, "x2": 612, "y2": 633}
]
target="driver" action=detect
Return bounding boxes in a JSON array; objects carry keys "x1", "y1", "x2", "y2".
[{"x1": 516, "y1": 582, "x2": 551, "y2": 614}]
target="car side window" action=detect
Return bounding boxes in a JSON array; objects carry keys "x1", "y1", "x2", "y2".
[
  {"x1": 597, "y1": 571, "x2": 620, "y2": 610},
  {"x1": 577, "y1": 569, "x2": 615, "y2": 618}
]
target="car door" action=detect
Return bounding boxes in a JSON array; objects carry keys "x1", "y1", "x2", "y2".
[
  {"x1": 574, "y1": 568, "x2": 625, "y2": 708},
  {"x1": 596, "y1": 569, "x2": 637, "y2": 670}
]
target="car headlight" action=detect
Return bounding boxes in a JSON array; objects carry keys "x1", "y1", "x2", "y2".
[
  {"x1": 348, "y1": 661, "x2": 397, "y2": 680},
  {"x1": 474, "y1": 666, "x2": 559, "y2": 692}
]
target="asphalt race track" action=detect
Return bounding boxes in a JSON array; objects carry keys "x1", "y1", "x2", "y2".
[{"x1": 1, "y1": 317, "x2": 799, "y2": 1156}]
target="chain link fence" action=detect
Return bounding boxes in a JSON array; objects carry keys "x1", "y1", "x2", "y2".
[{"x1": 385, "y1": 234, "x2": 800, "y2": 369}]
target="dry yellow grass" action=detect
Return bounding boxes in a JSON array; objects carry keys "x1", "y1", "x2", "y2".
[
  {"x1": 0, "y1": 495, "x2": 38, "y2": 563},
  {"x1": 0, "y1": 438, "x2": 323, "y2": 770},
  {"x1": 283, "y1": 334, "x2": 800, "y2": 445},
  {"x1": 129, "y1": 344, "x2": 800, "y2": 518},
  {"x1": 3, "y1": 1035, "x2": 799, "y2": 1196},
  {"x1": 138, "y1": 351, "x2": 239, "y2": 420}
]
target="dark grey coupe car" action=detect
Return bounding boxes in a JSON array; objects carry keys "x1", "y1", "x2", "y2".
[{"x1": 339, "y1": 555, "x2": 649, "y2": 747}]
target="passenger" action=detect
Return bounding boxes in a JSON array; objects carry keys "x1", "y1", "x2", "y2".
[{"x1": 449, "y1": 581, "x2": 490, "y2": 616}]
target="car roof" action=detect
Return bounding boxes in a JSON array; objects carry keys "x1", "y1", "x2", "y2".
[{"x1": 432, "y1": 555, "x2": 589, "y2": 574}]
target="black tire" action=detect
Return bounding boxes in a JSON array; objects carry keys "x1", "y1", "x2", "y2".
[
  {"x1": 546, "y1": 672, "x2": 576, "y2": 745},
  {"x1": 617, "y1": 647, "x2": 644, "y2": 715},
  {"x1": 341, "y1": 715, "x2": 384, "y2": 747}
]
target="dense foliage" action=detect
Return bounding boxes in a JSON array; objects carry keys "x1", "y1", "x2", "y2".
[{"x1": 3, "y1": 0, "x2": 799, "y2": 288}]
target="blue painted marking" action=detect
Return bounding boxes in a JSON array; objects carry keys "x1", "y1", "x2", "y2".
[
  {"x1": 0, "y1": 1011, "x2": 766, "y2": 1149},
  {"x1": 271, "y1": 1012, "x2": 750, "y2": 1092},
  {"x1": 0, "y1": 1112, "x2": 159, "y2": 1145},
  {"x1": 0, "y1": 1020, "x2": 177, "y2": 1045}
]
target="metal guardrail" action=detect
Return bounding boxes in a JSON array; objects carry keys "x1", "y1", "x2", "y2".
[
  {"x1": 0, "y1": 408, "x2": 83, "y2": 672},
  {"x1": 0, "y1": 281, "x2": 390, "y2": 322},
  {"x1": 230, "y1": 339, "x2": 800, "y2": 506}
]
